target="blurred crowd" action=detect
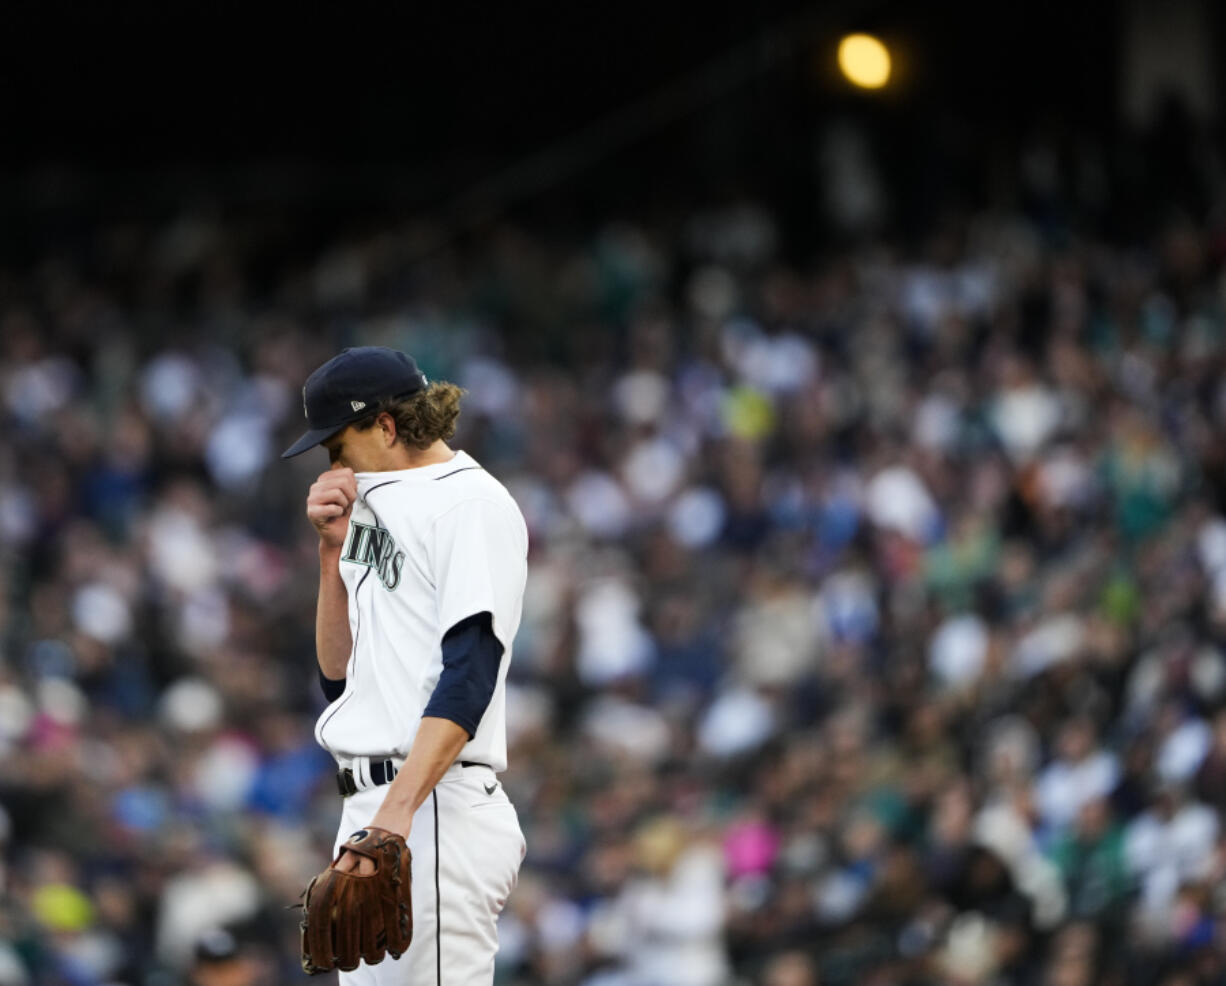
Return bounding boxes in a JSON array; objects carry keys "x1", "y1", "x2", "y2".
[{"x1": 4, "y1": 159, "x2": 1226, "y2": 986}]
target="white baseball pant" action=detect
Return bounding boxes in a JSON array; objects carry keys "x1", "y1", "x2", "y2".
[{"x1": 331, "y1": 761, "x2": 526, "y2": 986}]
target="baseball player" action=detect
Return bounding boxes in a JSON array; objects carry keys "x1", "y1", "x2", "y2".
[{"x1": 283, "y1": 346, "x2": 528, "y2": 985}]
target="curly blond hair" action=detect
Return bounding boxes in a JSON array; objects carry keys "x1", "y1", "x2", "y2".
[{"x1": 353, "y1": 381, "x2": 465, "y2": 450}]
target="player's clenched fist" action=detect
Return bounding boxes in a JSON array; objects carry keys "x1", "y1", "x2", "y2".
[{"x1": 307, "y1": 467, "x2": 357, "y2": 549}]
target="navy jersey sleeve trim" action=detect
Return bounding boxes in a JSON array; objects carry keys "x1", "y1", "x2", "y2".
[
  {"x1": 319, "y1": 669, "x2": 346, "y2": 703},
  {"x1": 422, "y1": 611, "x2": 504, "y2": 739}
]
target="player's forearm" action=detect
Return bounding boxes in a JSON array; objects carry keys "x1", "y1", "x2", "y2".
[
  {"x1": 316, "y1": 544, "x2": 352, "y2": 680},
  {"x1": 368, "y1": 716, "x2": 469, "y2": 837}
]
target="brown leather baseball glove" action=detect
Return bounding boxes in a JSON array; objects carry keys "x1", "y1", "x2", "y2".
[{"x1": 300, "y1": 826, "x2": 413, "y2": 974}]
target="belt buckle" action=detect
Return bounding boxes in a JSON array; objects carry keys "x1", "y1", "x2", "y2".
[{"x1": 336, "y1": 767, "x2": 358, "y2": 798}]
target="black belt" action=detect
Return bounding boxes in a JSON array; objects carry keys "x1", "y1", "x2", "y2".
[{"x1": 336, "y1": 759, "x2": 491, "y2": 798}]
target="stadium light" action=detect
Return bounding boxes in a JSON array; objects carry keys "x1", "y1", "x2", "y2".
[{"x1": 837, "y1": 33, "x2": 891, "y2": 89}]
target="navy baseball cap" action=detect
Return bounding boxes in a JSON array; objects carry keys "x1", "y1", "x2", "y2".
[{"x1": 281, "y1": 346, "x2": 428, "y2": 458}]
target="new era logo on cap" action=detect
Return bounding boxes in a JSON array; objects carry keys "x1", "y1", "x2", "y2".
[{"x1": 351, "y1": 400, "x2": 366, "y2": 412}]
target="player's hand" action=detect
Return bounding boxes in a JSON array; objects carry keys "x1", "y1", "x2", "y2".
[
  {"x1": 307, "y1": 466, "x2": 357, "y2": 550},
  {"x1": 333, "y1": 848, "x2": 376, "y2": 875}
]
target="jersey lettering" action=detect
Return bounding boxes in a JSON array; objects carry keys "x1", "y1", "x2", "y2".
[{"x1": 342, "y1": 521, "x2": 406, "y2": 591}]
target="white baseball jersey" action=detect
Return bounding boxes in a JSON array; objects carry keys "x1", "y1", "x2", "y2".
[{"x1": 315, "y1": 449, "x2": 528, "y2": 770}]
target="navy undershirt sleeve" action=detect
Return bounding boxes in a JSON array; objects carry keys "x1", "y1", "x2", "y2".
[
  {"x1": 319, "y1": 670, "x2": 346, "y2": 703},
  {"x1": 422, "y1": 611, "x2": 504, "y2": 738}
]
